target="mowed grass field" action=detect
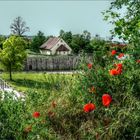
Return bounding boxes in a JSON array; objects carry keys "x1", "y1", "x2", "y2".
[{"x1": 1, "y1": 72, "x2": 77, "y2": 92}]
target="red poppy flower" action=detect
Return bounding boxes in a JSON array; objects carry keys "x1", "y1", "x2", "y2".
[
  {"x1": 117, "y1": 68, "x2": 122, "y2": 75},
  {"x1": 83, "y1": 103, "x2": 96, "y2": 113},
  {"x1": 109, "y1": 69, "x2": 119, "y2": 76},
  {"x1": 102, "y1": 94, "x2": 112, "y2": 107},
  {"x1": 116, "y1": 63, "x2": 123, "y2": 69},
  {"x1": 87, "y1": 63, "x2": 93, "y2": 69},
  {"x1": 33, "y1": 112, "x2": 40, "y2": 118},
  {"x1": 111, "y1": 50, "x2": 117, "y2": 56},
  {"x1": 118, "y1": 53, "x2": 124, "y2": 58}
]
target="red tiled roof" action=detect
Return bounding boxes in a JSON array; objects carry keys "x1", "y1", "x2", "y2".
[{"x1": 40, "y1": 37, "x2": 60, "y2": 50}]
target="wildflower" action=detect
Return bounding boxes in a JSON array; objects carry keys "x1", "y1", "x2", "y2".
[
  {"x1": 111, "y1": 50, "x2": 117, "y2": 56},
  {"x1": 87, "y1": 63, "x2": 93, "y2": 69},
  {"x1": 33, "y1": 112, "x2": 40, "y2": 118},
  {"x1": 118, "y1": 53, "x2": 124, "y2": 58},
  {"x1": 116, "y1": 63, "x2": 123, "y2": 69},
  {"x1": 83, "y1": 103, "x2": 96, "y2": 113},
  {"x1": 109, "y1": 63, "x2": 123, "y2": 76},
  {"x1": 102, "y1": 94, "x2": 112, "y2": 107},
  {"x1": 88, "y1": 86, "x2": 96, "y2": 93},
  {"x1": 109, "y1": 69, "x2": 119, "y2": 76},
  {"x1": 117, "y1": 68, "x2": 122, "y2": 75}
]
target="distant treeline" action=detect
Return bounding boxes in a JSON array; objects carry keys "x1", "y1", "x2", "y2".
[
  {"x1": 0, "y1": 16, "x2": 126, "y2": 54},
  {"x1": 0, "y1": 30, "x2": 123, "y2": 54}
]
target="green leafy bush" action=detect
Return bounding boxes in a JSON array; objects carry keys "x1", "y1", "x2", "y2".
[{"x1": 78, "y1": 49, "x2": 140, "y2": 139}]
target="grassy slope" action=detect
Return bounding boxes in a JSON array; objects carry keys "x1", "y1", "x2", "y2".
[
  {"x1": 1, "y1": 72, "x2": 75, "y2": 92},
  {"x1": 1, "y1": 72, "x2": 85, "y2": 139},
  {"x1": 1, "y1": 72, "x2": 140, "y2": 140}
]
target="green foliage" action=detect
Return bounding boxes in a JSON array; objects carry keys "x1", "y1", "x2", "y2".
[
  {"x1": 59, "y1": 30, "x2": 91, "y2": 54},
  {"x1": 0, "y1": 36, "x2": 27, "y2": 80},
  {"x1": 0, "y1": 92, "x2": 27, "y2": 140},
  {"x1": 59, "y1": 29, "x2": 72, "y2": 45},
  {"x1": 1, "y1": 64, "x2": 140, "y2": 139},
  {"x1": 89, "y1": 36, "x2": 107, "y2": 52},
  {"x1": 0, "y1": 73, "x2": 81, "y2": 140},
  {"x1": 30, "y1": 31, "x2": 46, "y2": 52},
  {"x1": 78, "y1": 46, "x2": 140, "y2": 139},
  {"x1": 0, "y1": 35, "x2": 6, "y2": 49},
  {"x1": 70, "y1": 30, "x2": 91, "y2": 54},
  {"x1": 70, "y1": 34, "x2": 86, "y2": 54},
  {"x1": 103, "y1": 0, "x2": 140, "y2": 49}
]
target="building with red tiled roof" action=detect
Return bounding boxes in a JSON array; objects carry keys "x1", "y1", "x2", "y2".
[{"x1": 40, "y1": 37, "x2": 72, "y2": 55}]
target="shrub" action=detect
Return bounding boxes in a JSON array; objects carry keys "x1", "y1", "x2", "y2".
[{"x1": 78, "y1": 49, "x2": 140, "y2": 139}]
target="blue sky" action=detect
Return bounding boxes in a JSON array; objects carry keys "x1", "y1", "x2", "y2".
[{"x1": 0, "y1": 1, "x2": 113, "y2": 39}]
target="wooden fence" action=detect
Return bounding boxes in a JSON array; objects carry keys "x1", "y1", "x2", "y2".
[
  {"x1": 0, "y1": 78, "x2": 9, "y2": 90},
  {"x1": 24, "y1": 55, "x2": 85, "y2": 71}
]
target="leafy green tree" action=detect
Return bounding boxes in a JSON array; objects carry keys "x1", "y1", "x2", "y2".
[
  {"x1": 71, "y1": 34, "x2": 85, "y2": 54},
  {"x1": 0, "y1": 36, "x2": 27, "y2": 80},
  {"x1": 59, "y1": 30, "x2": 72, "y2": 45},
  {"x1": 103, "y1": 0, "x2": 140, "y2": 57},
  {"x1": 0, "y1": 35, "x2": 6, "y2": 49},
  {"x1": 71, "y1": 30, "x2": 91, "y2": 53},
  {"x1": 89, "y1": 35, "x2": 106, "y2": 52},
  {"x1": 10, "y1": 16, "x2": 29, "y2": 36},
  {"x1": 30, "y1": 31, "x2": 46, "y2": 52},
  {"x1": 82, "y1": 30, "x2": 91, "y2": 42},
  {"x1": 81, "y1": 30, "x2": 91, "y2": 53}
]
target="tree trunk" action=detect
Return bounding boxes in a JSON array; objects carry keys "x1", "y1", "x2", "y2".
[{"x1": 9, "y1": 63, "x2": 12, "y2": 81}]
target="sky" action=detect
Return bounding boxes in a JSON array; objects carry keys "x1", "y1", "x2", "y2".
[{"x1": 0, "y1": 0, "x2": 113, "y2": 39}]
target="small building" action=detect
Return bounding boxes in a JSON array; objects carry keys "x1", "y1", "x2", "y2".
[{"x1": 40, "y1": 37, "x2": 72, "y2": 55}]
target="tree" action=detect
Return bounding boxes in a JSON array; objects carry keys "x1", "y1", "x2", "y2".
[
  {"x1": 70, "y1": 30, "x2": 91, "y2": 53},
  {"x1": 89, "y1": 36, "x2": 106, "y2": 52},
  {"x1": 10, "y1": 16, "x2": 29, "y2": 36},
  {"x1": 103, "y1": 0, "x2": 140, "y2": 49},
  {"x1": 0, "y1": 36, "x2": 27, "y2": 80},
  {"x1": 82, "y1": 30, "x2": 91, "y2": 42},
  {"x1": 81, "y1": 30, "x2": 91, "y2": 53},
  {"x1": 30, "y1": 31, "x2": 46, "y2": 52},
  {"x1": 0, "y1": 35, "x2": 6, "y2": 49},
  {"x1": 59, "y1": 30, "x2": 72, "y2": 45},
  {"x1": 71, "y1": 34, "x2": 86, "y2": 54}
]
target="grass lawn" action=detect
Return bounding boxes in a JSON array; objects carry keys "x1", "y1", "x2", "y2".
[{"x1": 1, "y1": 72, "x2": 76, "y2": 92}]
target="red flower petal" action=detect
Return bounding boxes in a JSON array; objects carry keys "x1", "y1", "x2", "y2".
[
  {"x1": 83, "y1": 103, "x2": 96, "y2": 113},
  {"x1": 102, "y1": 94, "x2": 112, "y2": 107},
  {"x1": 118, "y1": 53, "x2": 124, "y2": 58},
  {"x1": 33, "y1": 112, "x2": 40, "y2": 118},
  {"x1": 116, "y1": 63, "x2": 123, "y2": 69},
  {"x1": 109, "y1": 69, "x2": 118, "y2": 76},
  {"x1": 111, "y1": 50, "x2": 117, "y2": 56},
  {"x1": 87, "y1": 63, "x2": 93, "y2": 69}
]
